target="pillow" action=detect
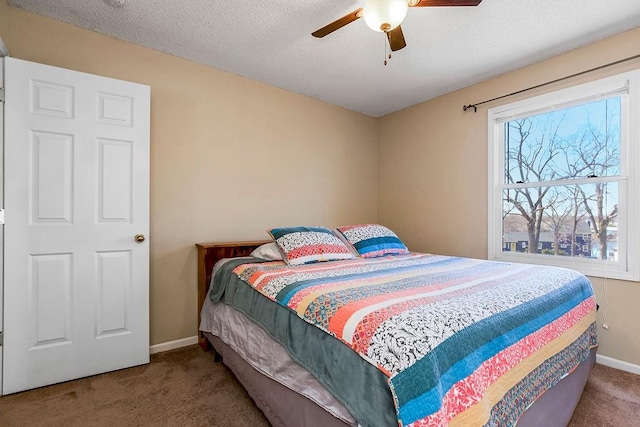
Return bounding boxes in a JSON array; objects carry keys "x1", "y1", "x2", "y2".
[
  {"x1": 331, "y1": 228, "x2": 360, "y2": 257},
  {"x1": 268, "y1": 226, "x2": 356, "y2": 265},
  {"x1": 250, "y1": 242, "x2": 284, "y2": 261},
  {"x1": 336, "y1": 224, "x2": 409, "y2": 258}
]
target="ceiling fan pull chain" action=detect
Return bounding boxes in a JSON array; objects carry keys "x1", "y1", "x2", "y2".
[
  {"x1": 384, "y1": 34, "x2": 389, "y2": 66},
  {"x1": 384, "y1": 35, "x2": 387, "y2": 65}
]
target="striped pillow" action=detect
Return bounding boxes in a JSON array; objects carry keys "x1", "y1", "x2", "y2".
[
  {"x1": 336, "y1": 224, "x2": 409, "y2": 258},
  {"x1": 268, "y1": 226, "x2": 356, "y2": 265}
]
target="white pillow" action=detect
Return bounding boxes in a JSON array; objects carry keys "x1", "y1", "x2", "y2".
[{"x1": 250, "y1": 242, "x2": 284, "y2": 261}]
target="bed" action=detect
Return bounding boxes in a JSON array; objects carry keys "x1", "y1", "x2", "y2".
[{"x1": 197, "y1": 239, "x2": 598, "y2": 427}]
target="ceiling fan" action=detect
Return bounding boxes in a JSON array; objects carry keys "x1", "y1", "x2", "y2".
[{"x1": 312, "y1": 0, "x2": 483, "y2": 52}]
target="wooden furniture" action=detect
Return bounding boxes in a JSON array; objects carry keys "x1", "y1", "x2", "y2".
[{"x1": 196, "y1": 241, "x2": 270, "y2": 351}]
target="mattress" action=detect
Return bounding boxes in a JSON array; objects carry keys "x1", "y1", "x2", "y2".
[
  {"x1": 205, "y1": 257, "x2": 397, "y2": 426},
  {"x1": 202, "y1": 254, "x2": 598, "y2": 426},
  {"x1": 202, "y1": 330, "x2": 595, "y2": 427},
  {"x1": 200, "y1": 297, "x2": 357, "y2": 425}
]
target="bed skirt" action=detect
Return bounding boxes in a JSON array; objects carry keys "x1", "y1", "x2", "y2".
[
  {"x1": 207, "y1": 334, "x2": 356, "y2": 427},
  {"x1": 204, "y1": 331, "x2": 595, "y2": 427}
]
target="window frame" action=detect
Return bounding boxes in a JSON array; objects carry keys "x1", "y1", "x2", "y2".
[{"x1": 487, "y1": 70, "x2": 640, "y2": 281}]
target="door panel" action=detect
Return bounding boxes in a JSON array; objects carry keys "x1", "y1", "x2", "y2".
[
  {"x1": 98, "y1": 138, "x2": 133, "y2": 222},
  {"x1": 30, "y1": 131, "x2": 74, "y2": 223},
  {"x1": 31, "y1": 79, "x2": 75, "y2": 118},
  {"x1": 96, "y1": 250, "x2": 131, "y2": 336},
  {"x1": 3, "y1": 57, "x2": 150, "y2": 394},
  {"x1": 29, "y1": 253, "x2": 73, "y2": 347}
]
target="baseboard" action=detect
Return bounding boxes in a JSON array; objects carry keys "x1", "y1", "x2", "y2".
[
  {"x1": 149, "y1": 336, "x2": 199, "y2": 355},
  {"x1": 596, "y1": 354, "x2": 640, "y2": 375}
]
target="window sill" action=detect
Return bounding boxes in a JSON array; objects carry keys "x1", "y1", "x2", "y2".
[{"x1": 490, "y1": 252, "x2": 639, "y2": 282}]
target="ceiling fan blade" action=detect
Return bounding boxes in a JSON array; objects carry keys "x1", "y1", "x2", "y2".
[
  {"x1": 409, "y1": 0, "x2": 482, "y2": 6},
  {"x1": 387, "y1": 26, "x2": 407, "y2": 52},
  {"x1": 312, "y1": 8, "x2": 363, "y2": 38}
]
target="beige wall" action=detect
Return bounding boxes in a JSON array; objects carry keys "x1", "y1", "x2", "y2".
[
  {"x1": 379, "y1": 27, "x2": 640, "y2": 366},
  {"x1": 0, "y1": 0, "x2": 8, "y2": 46},
  {"x1": 3, "y1": 7, "x2": 379, "y2": 345},
  {"x1": 4, "y1": 3, "x2": 639, "y2": 368}
]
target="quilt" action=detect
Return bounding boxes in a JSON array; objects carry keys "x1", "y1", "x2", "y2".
[{"x1": 233, "y1": 253, "x2": 598, "y2": 426}]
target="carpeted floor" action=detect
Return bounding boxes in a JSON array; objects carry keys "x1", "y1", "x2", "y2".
[{"x1": 0, "y1": 345, "x2": 638, "y2": 426}]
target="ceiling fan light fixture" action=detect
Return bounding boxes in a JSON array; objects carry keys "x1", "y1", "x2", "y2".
[{"x1": 362, "y1": 0, "x2": 409, "y2": 33}]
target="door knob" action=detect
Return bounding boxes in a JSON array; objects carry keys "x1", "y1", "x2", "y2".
[{"x1": 134, "y1": 234, "x2": 146, "y2": 243}]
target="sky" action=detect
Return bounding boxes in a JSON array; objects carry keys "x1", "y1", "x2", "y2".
[{"x1": 505, "y1": 96, "x2": 621, "y2": 182}]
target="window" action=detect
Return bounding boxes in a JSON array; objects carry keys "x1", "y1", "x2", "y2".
[{"x1": 488, "y1": 71, "x2": 639, "y2": 281}]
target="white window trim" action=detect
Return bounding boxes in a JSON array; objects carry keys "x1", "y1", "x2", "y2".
[{"x1": 488, "y1": 70, "x2": 640, "y2": 281}]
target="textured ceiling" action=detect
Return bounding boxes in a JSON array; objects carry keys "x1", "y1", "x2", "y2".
[{"x1": 8, "y1": 0, "x2": 640, "y2": 117}]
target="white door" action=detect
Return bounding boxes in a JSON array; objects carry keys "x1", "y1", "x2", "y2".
[
  {"x1": 0, "y1": 57, "x2": 5, "y2": 393},
  {"x1": 3, "y1": 58, "x2": 150, "y2": 394}
]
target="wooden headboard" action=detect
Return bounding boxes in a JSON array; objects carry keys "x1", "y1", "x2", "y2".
[{"x1": 196, "y1": 240, "x2": 271, "y2": 350}]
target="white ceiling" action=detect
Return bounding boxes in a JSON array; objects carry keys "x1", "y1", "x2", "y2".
[{"x1": 8, "y1": 0, "x2": 640, "y2": 117}]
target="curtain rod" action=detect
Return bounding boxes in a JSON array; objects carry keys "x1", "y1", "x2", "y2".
[{"x1": 462, "y1": 52, "x2": 640, "y2": 113}]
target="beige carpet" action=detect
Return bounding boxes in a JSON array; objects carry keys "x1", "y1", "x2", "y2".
[
  {"x1": 0, "y1": 346, "x2": 638, "y2": 426},
  {"x1": 0, "y1": 346, "x2": 269, "y2": 427}
]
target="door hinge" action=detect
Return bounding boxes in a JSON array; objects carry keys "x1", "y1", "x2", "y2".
[
  {"x1": 0, "y1": 87, "x2": 4, "y2": 103},
  {"x1": 0, "y1": 331, "x2": 3, "y2": 346},
  {"x1": 0, "y1": 209, "x2": 5, "y2": 225}
]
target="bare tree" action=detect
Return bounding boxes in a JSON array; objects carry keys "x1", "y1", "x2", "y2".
[
  {"x1": 568, "y1": 186, "x2": 589, "y2": 257},
  {"x1": 542, "y1": 187, "x2": 573, "y2": 255},
  {"x1": 504, "y1": 117, "x2": 564, "y2": 253},
  {"x1": 569, "y1": 101, "x2": 620, "y2": 260},
  {"x1": 579, "y1": 184, "x2": 617, "y2": 260},
  {"x1": 503, "y1": 98, "x2": 620, "y2": 260}
]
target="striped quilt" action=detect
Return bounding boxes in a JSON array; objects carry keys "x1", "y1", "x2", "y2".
[{"x1": 233, "y1": 253, "x2": 598, "y2": 426}]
